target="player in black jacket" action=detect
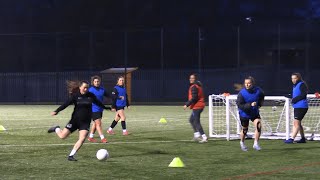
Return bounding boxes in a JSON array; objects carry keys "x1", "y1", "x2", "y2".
[{"x1": 48, "y1": 81, "x2": 111, "y2": 161}]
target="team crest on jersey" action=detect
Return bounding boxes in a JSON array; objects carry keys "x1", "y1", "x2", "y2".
[{"x1": 66, "y1": 124, "x2": 72, "y2": 128}]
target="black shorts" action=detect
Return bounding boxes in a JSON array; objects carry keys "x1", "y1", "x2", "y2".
[
  {"x1": 92, "y1": 112, "x2": 103, "y2": 121},
  {"x1": 65, "y1": 118, "x2": 90, "y2": 133},
  {"x1": 116, "y1": 106, "x2": 125, "y2": 111},
  {"x1": 294, "y1": 108, "x2": 308, "y2": 121},
  {"x1": 240, "y1": 114, "x2": 261, "y2": 127}
]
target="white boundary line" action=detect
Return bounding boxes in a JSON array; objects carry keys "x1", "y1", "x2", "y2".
[{"x1": 0, "y1": 139, "x2": 209, "y2": 147}]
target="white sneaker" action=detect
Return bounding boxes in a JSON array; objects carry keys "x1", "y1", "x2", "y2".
[
  {"x1": 240, "y1": 144, "x2": 248, "y2": 152},
  {"x1": 199, "y1": 138, "x2": 208, "y2": 143},
  {"x1": 253, "y1": 144, "x2": 262, "y2": 151}
]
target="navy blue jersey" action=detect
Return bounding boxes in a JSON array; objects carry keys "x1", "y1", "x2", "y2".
[
  {"x1": 89, "y1": 86, "x2": 108, "y2": 112},
  {"x1": 54, "y1": 91, "x2": 110, "y2": 123},
  {"x1": 112, "y1": 85, "x2": 129, "y2": 108},
  {"x1": 236, "y1": 87, "x2": 265, "y2": 119},
  {"x1": 292, "y1": 81, "x2": 308, "y2": 108}
]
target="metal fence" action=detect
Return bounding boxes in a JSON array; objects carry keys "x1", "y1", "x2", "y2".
[{"x1": 0, "y1": 67, "x2": 318, "y2": 104}]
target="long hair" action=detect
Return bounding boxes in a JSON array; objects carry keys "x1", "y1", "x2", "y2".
[
  {"x1": 66, "y1": 80, "x2": 80, "y2": 95},
  {"x1": 91, "y1": 75, "x2": 101, "y2": 85},
  {"x1": 117, "y1": 76, "x2": 125, "y2": 86},
  {"x1": 292, "y1": 72, "x2": 308, "y2": 90}
]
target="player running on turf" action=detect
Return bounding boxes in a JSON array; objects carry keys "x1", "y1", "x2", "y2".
[
  {"x1": 87, "y1": 75, "x2": 110, "y2": 143},
  {"x1": 285, "y1": 73, "x2": 309, "y2": 144},
  {"x1": 107, "y1": 76, "x2": 130, "y2": 135},
  {"x1": 183, "y1": 73, "x2": 208, "y2": 143},
  {"x1": 48, "y1": 81, "x2": 111, "y2": 161},
  {"x1": 236, "y1": 76, "x2": 265, "y2": 151}
]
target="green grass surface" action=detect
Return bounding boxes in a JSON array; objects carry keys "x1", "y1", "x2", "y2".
[{"x1": 0, "y1": 105, "x2": 320, "y2": 180}]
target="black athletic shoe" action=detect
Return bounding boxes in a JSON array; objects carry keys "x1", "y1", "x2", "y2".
[
  {"x1": 48, "y1": 126, "x2": 60, "y2": 133},
  {"x1": 68, "y1": 156, "x2": 77, "y2": 161},
  {"x1": 296, "y1": 138, "x2": 306, "y2": 143}
]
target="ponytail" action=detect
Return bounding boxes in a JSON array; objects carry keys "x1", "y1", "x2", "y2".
[{"x1": 66, "y1": 80, "x2": 80, "y2": 95}]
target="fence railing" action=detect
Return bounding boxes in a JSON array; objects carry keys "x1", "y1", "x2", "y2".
[{"x1": 0, "y1": 67, "x2": 318, "y2": 104}]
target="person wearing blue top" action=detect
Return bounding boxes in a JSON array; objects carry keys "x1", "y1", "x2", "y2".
[
  {"x1": 285, "y1": 73, "x2": 309, "y2": 144},
  {"x1": 107, "y1": 76, "x2": 130, "y2": 136},
  {"x1": 87, "y1": 76, "x2": 110, "y2": 143},
  {"x1": 236, "y1": 76, "x2": 265, "y2": 151}
]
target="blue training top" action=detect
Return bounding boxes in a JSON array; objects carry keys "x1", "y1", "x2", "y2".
[
  {"x1": 292, "y1": 81, "x2": 308, "y2": 108},
  {"x1": 114, "y1": 85, "x2": 127, "y2": 107},
  {"x1": 238, "y1": 87, "x2": 262, "y2": 118},
  {"x1": 89, "y1": 86, "x2": 106, "y2": 112}
]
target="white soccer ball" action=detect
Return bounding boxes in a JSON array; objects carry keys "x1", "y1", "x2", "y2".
[
  {"x1": 272, "y1": 106, "x2": 277, "y2": 111},
  {"x1": 96, "y1": 149, "x2": 109, "y2": 160}
]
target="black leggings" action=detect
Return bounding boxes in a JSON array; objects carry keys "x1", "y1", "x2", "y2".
[{"x1": 189, "y1": 109, "x2": 205, "y2": 135}]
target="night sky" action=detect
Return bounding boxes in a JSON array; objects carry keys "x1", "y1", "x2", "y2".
[{"x1": 0, "y1": 0, "x2": 318, "y2": 72}]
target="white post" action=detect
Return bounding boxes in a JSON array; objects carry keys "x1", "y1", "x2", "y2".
[
  {"x1": 285, "y1": 98, "x2": 290, "y2": 140},
  {"x1": 236, "y1": 113, "x2": 241, "y2": 134},
  {"x1": 226, "y1": 96, "x2": 230, "y2": 141},
  {"x1": 208, "y1": 95, "x2": 213, "y2": 137}
]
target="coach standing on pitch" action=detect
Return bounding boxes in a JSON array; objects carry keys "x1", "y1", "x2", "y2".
[
  {"x1": 236, "y1": 76, "x2": 265, "y2": 151},
  {"x1": 183, "y1": 73, "x2": 208, "y2": 143}
]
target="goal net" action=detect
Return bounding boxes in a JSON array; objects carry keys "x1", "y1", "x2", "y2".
[{"x1": 208, "y1": 94, "x2": 320, "y2": 140}]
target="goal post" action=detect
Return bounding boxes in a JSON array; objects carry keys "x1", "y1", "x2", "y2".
[{"x1": 209, "y1": 94, "x2": 320, "y2": 140}]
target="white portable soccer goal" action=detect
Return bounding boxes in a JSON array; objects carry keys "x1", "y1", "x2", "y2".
[{"x1": 209, "y1": 94, "x2": 320, "y2": 141}]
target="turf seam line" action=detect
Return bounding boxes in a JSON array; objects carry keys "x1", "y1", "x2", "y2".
[
  {"x1": 223, "y1": 162, "x2": 320, "y2": 180},
  {"x1": 0, "y1": 139, "x2": 215, "y2": 147}
]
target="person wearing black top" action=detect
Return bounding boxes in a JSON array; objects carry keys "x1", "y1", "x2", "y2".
[{"x1": 48, "y1": 81, "x2": 111, "y2": 161}]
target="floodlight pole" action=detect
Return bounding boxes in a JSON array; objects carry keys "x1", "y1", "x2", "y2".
[
  {"x1": 161, "y1": 27, "x2": 164, "y2": 98},
  {"x1": 198, "y1": 27, "x2": 202, "y2": 74},
  {"x1": 237, "y1": 26, "x2": 240, "y2": 70},
  {"x1": 55, "y1": 32, "x2": 60, "y2": 104},
  {"x1": 124, "y1": 30, "x2": 128, "y2": 87}
]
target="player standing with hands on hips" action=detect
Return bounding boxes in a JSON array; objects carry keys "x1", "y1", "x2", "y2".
[
  {"x1": 107, "y1": 76, "x2": 130, "y2": 135},
  {"x1": 236, "y1": 76, "x2": 265, "y2": 151},
  {"x1": 183, "y1": 73, "x2": 208, "y2": 143},
  {"x1": 48, "y1": 81, "x2": 111, "y2": 161},
  {"x1": 285, "y1": 73, "x2": 308, "y2": 144}
]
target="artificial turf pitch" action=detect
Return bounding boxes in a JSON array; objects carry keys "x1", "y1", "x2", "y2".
[{"x1": 0, "y1": 105, "x2": 320, "y2": 180}]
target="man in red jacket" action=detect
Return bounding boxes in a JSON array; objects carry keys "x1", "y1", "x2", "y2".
[{"x1": 183, "y1": 73, "x2": 207, "y2": 143}]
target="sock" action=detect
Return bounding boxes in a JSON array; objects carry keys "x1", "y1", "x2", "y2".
[
  {"x1": 55, "y1": 128, "x2": 61, "y2": 133},
  {"x1": 201, "y1": 134, "x2": 207, "y2": 139},
  {"x1": 240, "y1": 141, "x2": 245, "y2": 146},
  {"x1": 194, "y1": 132, "x2": 201, "y2": 138},
  {"x1": 89, "y1": 133, "x2": 94, "y2": 138},
  {"x1": 108, "y1": 127, "x2": 113, "y2": 131},
  {"x1": 110, "y1": 120, "x2": 118, "y2": 129},
  {"x1": 69, "y1": 149, "x2": 77, "y2": 157},
  {"x1": 100, "y1": 135, "x2": 105, "y2": 140},
  {"x1": 121, "y1": 121, "x2": 126, "y2": 130},
  {"x1": 254, "y1": 140, "x2": 258, "y2": 145}
]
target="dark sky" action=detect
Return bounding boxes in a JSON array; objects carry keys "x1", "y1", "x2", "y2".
[
  {"x1": 0, "y1": 0, "x2": 318, "y2": 72},
  {"x1": 0, "y1": 0, "x2": 316, "y2": 33}
]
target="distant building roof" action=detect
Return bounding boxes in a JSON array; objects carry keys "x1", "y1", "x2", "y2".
[{"x1": 100, "y1": 67, "x2": 138, "y2": 74}]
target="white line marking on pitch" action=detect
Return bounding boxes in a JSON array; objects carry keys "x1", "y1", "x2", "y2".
[{"x1": 0, "y1": 139, "x2": 208, "y2": 147}]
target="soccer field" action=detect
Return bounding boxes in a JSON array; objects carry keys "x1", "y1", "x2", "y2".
[{"x1": 0, "y1": 105, "x2": 320, "y2": 180}]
